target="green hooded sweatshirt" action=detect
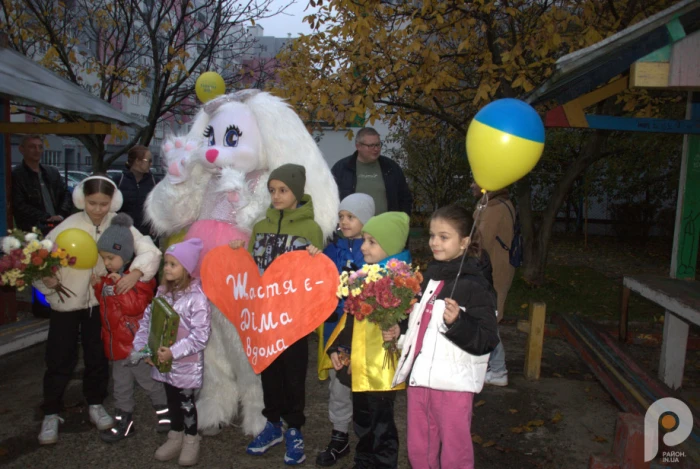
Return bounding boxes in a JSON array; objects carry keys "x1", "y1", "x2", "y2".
[{"x1": 248, "y1": 194, "x2": 324, "y2": 273}]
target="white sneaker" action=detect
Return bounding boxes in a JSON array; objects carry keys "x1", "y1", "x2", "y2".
[
  {"x1": 485, "y1": 371, "x2": 508, "y2": 386},
  {"x1": 88, "y1": 405, "x2": 115, "y2": 430},
  {"x1": 38, "y1": 414, "x2": 64, "y2": 445}
]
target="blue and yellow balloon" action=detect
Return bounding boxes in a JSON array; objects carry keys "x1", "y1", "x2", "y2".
[
  {"x1": 466, "y1": 98, "x2": 545, "y2": 191},
  {"x1": 195, "y1": 72, "x2": 225, "y2": 103}
]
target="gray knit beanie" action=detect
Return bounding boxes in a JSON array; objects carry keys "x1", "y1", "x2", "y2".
[
  {"x1": 339, "y1": 193, "x2": 375, "y2": 225},
  {"x1": 97, "y1": 213, "x2": 135, "y2": 264}
]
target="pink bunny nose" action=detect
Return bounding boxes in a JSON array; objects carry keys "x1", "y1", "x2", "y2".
[{"x1": 205, "y1": 149, "x2": 219, "y2": 163}]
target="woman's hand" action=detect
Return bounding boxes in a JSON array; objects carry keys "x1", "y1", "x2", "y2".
[
  {"x1": 115, "y1": 270, "x2": 143, "y2": 294},
  {"x1": 228, "y1": 240, "x2": 245, "y2": 250},
  {"x1": 42, "y1": 276, "x2": 59, "y2": 289},
  {"x1": 443, "y1": 298, "x2": 460, "y2": 325},
  {"x1": 382, "y1": 324, "x2": 400, "y2": 342},
  {"x1": 157, "y1": 346, "x2": 173, "y2": 363},
  {"x1": 330, "y1": 352, "x2": 343, "y2": 371},
  {"x1": 306, "y1": 245, "x2": 321, "y2": 256}
]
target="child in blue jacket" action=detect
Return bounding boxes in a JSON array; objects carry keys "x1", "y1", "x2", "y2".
[{"x1": 316, "y1": 193, "x2": 375, "y2": 467}]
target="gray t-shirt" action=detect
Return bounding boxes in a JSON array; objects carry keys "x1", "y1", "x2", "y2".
[
  {"x1": 38, "y1": 171, "x2": 56, "y2": 217},
  {"x1": 356, "y1": 160, "x2": 388, "y2": 214}
]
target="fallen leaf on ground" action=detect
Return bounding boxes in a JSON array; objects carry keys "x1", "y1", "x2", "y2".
[
  {"x1": 475, "y1": 400, "x2": 486, "y2": 407},
  {"x1": 593, "y1": 435, "x2": 608, "y2": 443},
  {"x1": 472, "y1": 434, "x2": 483, "y2": 444},
  {"x1": 551, "y1": 412, "x2": 563, "y2": 424},
  {"x1": 521, "y1": 303, "x2": 528, "y2": 309},
  {"x1": 554, "y1": 352, "x2": 562, "y2": 356},
  {"x1": 508, "y1": 408, "x2": 519, "y2": 414},
  {"x1": 495, "y1": 445, "x2": 513, "y2": 453},
  {"x1": 552, "y1": 373, "x2": 563, "y2": 378},
  {"x1": 483, "y1": 441, "x2": 496, "y2": 448},
  {"x1": 527, "y1": 420, "x2": 545, "y2": 427},
  {"x1": 510, "y1": 426, "x2": 524, "y2": 434}
]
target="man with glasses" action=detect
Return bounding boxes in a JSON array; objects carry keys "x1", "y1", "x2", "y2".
[
  {"x1": 331, "y1": 127, "x2": 412, "y2": 215},
  {"x1": 113, "y1": 145, "x2": 160, "y2": 235}
]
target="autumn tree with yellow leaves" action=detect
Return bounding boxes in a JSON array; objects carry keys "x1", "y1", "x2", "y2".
[
  {"x1": 275, "y1": 0, "x2": 680, "y2": 284},
  {"x1": 1, "y1": 0, "x2": 289, "y2": 170}
]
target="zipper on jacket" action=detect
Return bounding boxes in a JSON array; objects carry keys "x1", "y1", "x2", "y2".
[
  {"x1": 102, "y1": 291, "x2": 114, "y2": 360},
  {"x1": 277, "y1": 210, "x2": 284, "y2": 234}
]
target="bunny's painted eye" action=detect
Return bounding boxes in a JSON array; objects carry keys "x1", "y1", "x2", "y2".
[
  {"x1": 224, "y1": 125, "x2": 243, "y2": 147},
  {"x1": 203, "y1": 125, "x2": 215, "y2": 146}
]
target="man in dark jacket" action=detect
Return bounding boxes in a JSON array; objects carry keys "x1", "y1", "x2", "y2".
[
  {"x1": 11, "y1": 135, "x2": 72, "y2": 234},
  {"x1": 331, "y1": 128, "x2": 412, "y2": 215}
]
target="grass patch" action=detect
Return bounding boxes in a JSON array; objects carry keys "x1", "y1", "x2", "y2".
[{"x1": 506, "y1": 264, "x2": 665, "y2": 323}]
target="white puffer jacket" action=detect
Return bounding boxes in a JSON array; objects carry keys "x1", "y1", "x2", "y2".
[
  {"x1": 34, "y1": 211, "x2": 162, "y2": 312},
  {"x1": 392, "y1": 279, "x2": 490, "y2": 393}
]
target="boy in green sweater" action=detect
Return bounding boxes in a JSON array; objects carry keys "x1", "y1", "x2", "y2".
[{"x1": 229, "y1": 163, "x2": 323, "y2": 465}]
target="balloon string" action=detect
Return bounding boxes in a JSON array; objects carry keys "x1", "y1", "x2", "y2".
[{"x1": 448, "y1": 191, "x2": 489, "y2": 299}]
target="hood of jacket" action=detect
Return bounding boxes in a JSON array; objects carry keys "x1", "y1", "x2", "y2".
[{"x1": 421, "y1": 251, "x2": 493, "y2": 291}]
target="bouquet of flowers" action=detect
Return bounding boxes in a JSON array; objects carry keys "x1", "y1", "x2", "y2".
[
  {"x1": 0, "y1": 228, "x2": 76, "y2": 302},
  {"x1": 337, "y1": 258, "x2": 423, "y2": 368}
]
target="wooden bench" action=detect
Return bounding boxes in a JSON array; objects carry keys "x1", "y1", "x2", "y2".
[{"x1": 620, "y1": 274, "x2": 700, "y2": 389}]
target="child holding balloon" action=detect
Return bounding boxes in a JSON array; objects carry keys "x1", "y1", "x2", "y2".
[{"x1": 34, "y1": 175, "x2": 162, "y2": 446}]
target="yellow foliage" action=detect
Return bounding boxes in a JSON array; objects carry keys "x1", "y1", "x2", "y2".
[{"x1": 273, "y1": 0, "x2": 676, "y2": 137}]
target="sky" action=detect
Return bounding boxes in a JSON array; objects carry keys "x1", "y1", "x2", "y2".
[{"x1": 256, "y1": 0, "x2": 319, "y2": 38}]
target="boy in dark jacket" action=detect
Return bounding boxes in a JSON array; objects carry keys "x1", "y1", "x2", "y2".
[
  {"x1": 230, "y1": 163, "x2": 323, "y2": 465},
  {"x1": 91, "y1": 214, "x2": 168, "y2": 442}
]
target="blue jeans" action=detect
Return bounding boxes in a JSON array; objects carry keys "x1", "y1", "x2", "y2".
[{"x1": 488, "y1": 332, "x2": 507, "y2": 377}]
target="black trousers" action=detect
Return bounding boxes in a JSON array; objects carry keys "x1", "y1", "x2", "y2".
[
  {"x1": 42, "y1": 306, "x2": 108, "y2": 415},
  {"x1": 261, "y1": 336, "x2": 308, "y2": 428},
  {"x1": 164, "y1": 383, "x2": 198, "y2": 436},
  {"x1": 353, "y1": 391, "x2": 399, "y2": 469}
]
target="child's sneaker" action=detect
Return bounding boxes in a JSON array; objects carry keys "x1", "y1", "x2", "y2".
[
  {"x1": 316, "y1": 430, "x2": 350, "y2": 466},
  {"x1": 38, "y1": 414, "x2": 64, "y2": 445},
  {"x1": 178, "y1": 434, "x2": 201, "y2": 466},
  {"x1": 246, "y1": 421, "x2": 283, "y2": 455},
  {"x1": 485, "y1": 370, "x2": 508, "y2": 386},
  {"x1": 284, "y1": 428, "x2": 306, "y2": 465},
  {"x1": 88, "y1": 404, "x2": 115, "y2": 430},
  {"x1": 100, "y1": 410, "x2": 135, "y2": 443},
  {"x1": 154, "y1": 405, "x2": 171, "y2": 433}
]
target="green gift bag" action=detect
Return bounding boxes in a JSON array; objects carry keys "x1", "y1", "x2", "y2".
[{"x1": 148, "y1": 297, "x2": 180, "y2": 373}]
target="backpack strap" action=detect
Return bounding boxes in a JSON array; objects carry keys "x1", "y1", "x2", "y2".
[{"x1": 495, "y1": 199, "x2": 515, "y2": 251}]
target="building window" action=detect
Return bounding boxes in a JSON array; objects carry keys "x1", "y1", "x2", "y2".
[
  {"x1": 43, "y1": 150, "x2": 62, "y2": 166},
  {"x1": 85, "y1": 155, "x2": 92, "y2": 166}
]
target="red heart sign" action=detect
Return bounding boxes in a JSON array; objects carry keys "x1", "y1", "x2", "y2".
[{"x1": 201, "y1": 246, "x2": 340, "y2": 374}]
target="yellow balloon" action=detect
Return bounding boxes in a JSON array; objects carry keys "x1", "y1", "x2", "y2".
[
  {"x1": 55, "y1": 228, "x2": 98, "y2": 270},
  {"x1": 195, "y1": 72, "x2": 225, "y2": 103},
  {"x1": 163, "y1": 230, "x2": 187, "y2": 251}
]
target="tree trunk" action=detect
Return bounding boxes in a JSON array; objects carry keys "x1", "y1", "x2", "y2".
[{"x1": 519, "y1": 130, "x2": 609, "y2": 285}]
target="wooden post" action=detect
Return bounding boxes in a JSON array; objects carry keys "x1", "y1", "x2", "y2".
[
  {"x1": 619, "y1": 285, "x2": 631, "y2": 343},
  {"x1": 524, "y1": 302, "x2": 546, "y2": 380}
]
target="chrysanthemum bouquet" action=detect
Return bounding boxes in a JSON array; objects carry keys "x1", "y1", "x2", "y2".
[
  {"x1": 0, "y1": 228, "x2": 76, "y2": 301},
  {"x1": 337, "y1": 259, "x2": 423, "y2": 368}
]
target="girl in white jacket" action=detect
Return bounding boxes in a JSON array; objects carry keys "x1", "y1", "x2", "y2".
[
  {"x1": 34, "y1": 176, "x2": 162, "y2": 446},
  {"x1": 391, "y1": 205, "x2": 499, "y2": 469}
]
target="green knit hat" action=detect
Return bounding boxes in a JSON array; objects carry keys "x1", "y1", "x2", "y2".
[
  {"x1": 268, "y1": 163, "x2": 306, "y2": 202},
  {"x1": 362, "y1": 212, "x2": 410, "y2": 257}
]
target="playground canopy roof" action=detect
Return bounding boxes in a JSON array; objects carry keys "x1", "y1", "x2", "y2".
[
  {"x1": 0, "y1": 46, "x2": 147, "y2": 128},
  {"x1": 525, "y1": 0, "x2": 700, "y2": 106}
]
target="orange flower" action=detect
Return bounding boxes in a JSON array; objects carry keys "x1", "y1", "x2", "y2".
[
  {"x1": 31, "y1": 255, "x2": 43, "y2": 266},
  {"x1": 360, "y1": 302, "x2": 373, "y2": 317},
  {"x1": 409, "y1": 298, "x2": 417, "y2": 306},
  {"x1": 38, "y1": 249, "x2": 49, "y2": 259},
  {"x1": 394, "y1": 276, "x2": 407, "y2": 288}
]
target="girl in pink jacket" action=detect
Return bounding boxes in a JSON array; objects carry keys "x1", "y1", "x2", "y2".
[{"x1": 132, "y1": 238, "x2": 211, "y2": 467}]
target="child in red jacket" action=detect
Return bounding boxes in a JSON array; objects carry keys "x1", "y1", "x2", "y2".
[{"x1": 91, "y1": 213, "x2": 169, "y2": 442}]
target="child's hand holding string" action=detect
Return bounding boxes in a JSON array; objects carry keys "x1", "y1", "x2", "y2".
[{"x1": 443, "y1": 298, "x2": 460, "y2": 325}]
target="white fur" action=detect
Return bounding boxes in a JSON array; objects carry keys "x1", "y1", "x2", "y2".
[{"x1": 144, "y1": 90, "x2": 340, "y2": 436}]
